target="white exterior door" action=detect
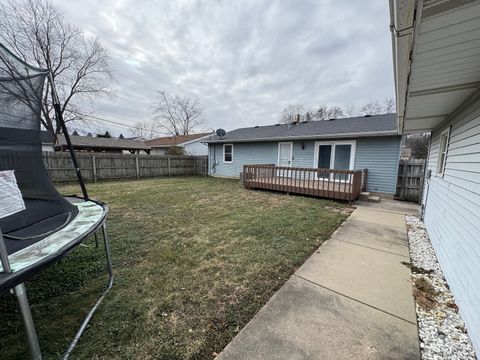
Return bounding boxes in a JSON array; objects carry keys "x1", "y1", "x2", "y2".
[
  {"x1": 278, "y1": 142, "x2": 293, "y2": 166},
  {"x1": 277, "y1": 142, "x2": 293, "y2": 176}
]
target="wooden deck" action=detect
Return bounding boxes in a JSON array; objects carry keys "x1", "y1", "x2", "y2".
[{"x1": 243, "y1": 165, "x2": 367, "y2": 201}]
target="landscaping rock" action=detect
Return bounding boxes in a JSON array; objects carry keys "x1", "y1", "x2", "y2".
[{"x1": 406, "y1": 215, "x2": 477, "y2": 360}]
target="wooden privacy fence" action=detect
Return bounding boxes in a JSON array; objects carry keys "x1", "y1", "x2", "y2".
[
  {"x1": 43, "y1": 152, "x2": 208, "y2": 182},
  {"x1": 396, "y1": 159, "x2": 426, "y2": 203},
  {"x1": 242, "y1": 164, "x2": 367, "y2": 201}
]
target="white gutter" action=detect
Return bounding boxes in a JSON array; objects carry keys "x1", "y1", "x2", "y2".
[{"x1": 389, "y1": 0, "x2": 418, "y2": 135}]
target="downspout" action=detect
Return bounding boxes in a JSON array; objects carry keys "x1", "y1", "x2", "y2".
[{"x1": 421, "y1": 133, "x2": 432, "y2": 220}]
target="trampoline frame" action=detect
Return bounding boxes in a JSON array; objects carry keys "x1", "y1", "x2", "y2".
[
  {"x1": 0, "y1": 44, "x2": 114, "y2": 359},
  {"x1": 0, "y1": 220, "x2": 113, "y2": 360}
]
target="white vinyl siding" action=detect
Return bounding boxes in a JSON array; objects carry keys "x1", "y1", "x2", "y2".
[
  {"x1": 183, "y1": 140, "x2": 208, "y2": 155},
  {"x1": 422, "y1": 100, "x2": 480, "y2": 351}
]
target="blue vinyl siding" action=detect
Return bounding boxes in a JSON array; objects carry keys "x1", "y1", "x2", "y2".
[
  {"x1": 209, "y1": 142, "x2": 278, "y2": 178},
  {"x1": 422, "y1": 100, "x2": 480, "y2": 352},
  {"x1": 209, "y1": 136, "x2": 401, "y2": 194},
  {"x1": 354, "y1": 137, "x2": 402, "y2": 194}
]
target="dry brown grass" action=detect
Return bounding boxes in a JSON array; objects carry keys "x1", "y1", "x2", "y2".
[{"x1": 413, "y1": 276, "x2": 438, "y2": 310}]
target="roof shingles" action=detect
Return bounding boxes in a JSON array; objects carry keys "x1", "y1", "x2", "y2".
[
  {"x1": 205, "y1": 114, "x2": 398, "y2": 143},
  {"x1": 56, "y1": 134, "x2": 150, "y2": 150}
]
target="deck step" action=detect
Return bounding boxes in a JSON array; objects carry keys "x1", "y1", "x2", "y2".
[
  {"x1": 359, "y1": 192, "x2": 370, "y2": 201},
  {"x1": 368, "y1": 195, "x2": 381, "y2": 203}
]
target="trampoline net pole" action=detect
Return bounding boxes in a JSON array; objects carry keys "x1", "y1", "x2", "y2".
[
  {"x1": 0, "y1": 228, "x2": 11, "y2": 273},
  {"x1": 1, "y1": 230, "x2": 42, "y2": 360},
  {"x1": 48, "y1": 72, "x2": 89, "y2": 201},
  {"x1": 15, "y1": 283, "x2": 42, "y2": 360}
]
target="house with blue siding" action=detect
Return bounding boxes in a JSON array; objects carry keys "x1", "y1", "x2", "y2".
[
  {"x1": 206, "y1": 114, "x2": 402, "y2": 195},
  {"x1": 391, "y1": 0, "x2": 480, "y2": 353}
]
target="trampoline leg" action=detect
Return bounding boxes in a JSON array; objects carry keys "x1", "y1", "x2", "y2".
[
  {"x1": 102, "y1": 223, "x2": 114, "y2": 280},
  {"x1": 94, "y1": 232, "x2": 99, "y2": 249},
  {"x1": 15, "y1": 283, "x2": 42, "y2": 360},
  {"x1": 62, "y1": 222, "x2": 113, "y2": 360}
]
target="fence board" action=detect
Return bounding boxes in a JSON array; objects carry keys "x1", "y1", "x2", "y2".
[
  {"x1": 42, "y1": 152, "x2": 208, "y2": 182},
  {"x1": 395, "y1": 159, "x2": 426, "y2": 203}
]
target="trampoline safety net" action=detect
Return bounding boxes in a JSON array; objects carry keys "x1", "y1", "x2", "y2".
[{"x1": 0, "y1": 43, "x2": 78, "y2": 245}]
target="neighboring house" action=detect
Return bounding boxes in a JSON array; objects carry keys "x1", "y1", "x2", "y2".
[
  {"x1": 391, "y1": 0, "x2": 480, "y2": 352},
  {"x1": 145, "y1": 133, "x2": 210, "y2": 155},
  {"x1": 55, "y1": 134, "x2": 151, "y2": 154},
  {"x1": 206, "y1": 114, "x2": 402, "y2": 195},
  {"x1": 40, "y1": 130, "x2": 55, "y2": 152}
]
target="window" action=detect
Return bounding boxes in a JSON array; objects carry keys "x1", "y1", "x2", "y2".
[
  {"x1": 223, "y1": 144, "x2": 233, "y2": 163},
  {"x1": 314, "y1": 141, "x2": 356, "y2": 180},
  {"x1": 437, "y1": 127, "x2": 450, "y2": 175}
]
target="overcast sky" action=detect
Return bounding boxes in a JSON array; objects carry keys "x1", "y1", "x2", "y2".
[{"x1": 53, "y1": 0, "x2": 394, "y2": 136}]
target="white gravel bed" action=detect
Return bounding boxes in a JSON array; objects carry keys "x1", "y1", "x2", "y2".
[{"x1": 406, "y1": 215, "x2": 477, "y2": 360}]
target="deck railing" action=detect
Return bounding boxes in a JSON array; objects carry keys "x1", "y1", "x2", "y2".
[{"x1": 242, "y1": 164, "x2": 367, "y2": 201}]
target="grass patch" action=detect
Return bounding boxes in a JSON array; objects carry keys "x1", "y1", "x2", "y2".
[{"x1": 0, "y1": 177, "x2": 348, "y2": 359}]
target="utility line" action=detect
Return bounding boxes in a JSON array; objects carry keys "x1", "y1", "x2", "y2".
[{"x1": 76, "y1": 112, "x2": 168, "y2": 136}]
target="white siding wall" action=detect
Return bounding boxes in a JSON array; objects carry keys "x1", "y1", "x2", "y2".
[
  {"x1": 151, "y1": 148, "x2": 168, "y2": 155},
  {"x1": 423, "y1": 100, "x2": 480, "y2": 351},
  {"x1": 184, "y1": 139, "x2": 208, "y2": 155}
]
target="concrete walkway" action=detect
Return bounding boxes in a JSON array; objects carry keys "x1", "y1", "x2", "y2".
[{"x1": 217, "y1": 200, "x2": 420, "y2": 360}]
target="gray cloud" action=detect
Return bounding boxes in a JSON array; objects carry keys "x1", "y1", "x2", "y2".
[{"x1": 53, "y1": 0, "x2": 394, "y2": 135}]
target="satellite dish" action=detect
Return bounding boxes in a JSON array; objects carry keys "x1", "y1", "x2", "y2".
[{"x1": 216, "y1": 128, "x2": 226, "y2": 137}]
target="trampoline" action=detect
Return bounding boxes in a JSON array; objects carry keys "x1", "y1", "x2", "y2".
[{"x1": 0, "y1": 43, "x2": 113, "y2": 359}]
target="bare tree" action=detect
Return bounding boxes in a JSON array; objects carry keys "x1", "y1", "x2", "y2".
[
  {"x1": 360, "y1": 98, "x2": 396, "y2": 115},
  {"x1": 406, "y1": 132, "x2": 431, "y2": 159},
  {"x1": 128, "y1": 120, "x2": 160, "y2": 140},
  {"x1": 152, "y1": 91, "x2": 205, "y2": 135},
  {"x1": 279, "y1": 104, "x2": 305, "y2": 124},
  {"x1": 311, "y1": 105, "x2": 344, "y2": 120},
  {"x1": 0, "y1": 0, "x2": 113, "y2": 135},
  {"x1": 382, "y1": 98, "x2": 396, "y2": 113}
]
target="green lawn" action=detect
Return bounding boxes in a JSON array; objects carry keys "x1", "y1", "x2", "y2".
[{"x1": 0, "y1": 177, "x2": 350, "y2": 359}]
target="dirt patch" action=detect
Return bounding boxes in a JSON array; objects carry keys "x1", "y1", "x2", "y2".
[
  {"x1": 401, "y1": 261, "x2": 433, "y2": 275},
  {"x1": 413, "y1": 276, "x2": 438, "y2": 310}
]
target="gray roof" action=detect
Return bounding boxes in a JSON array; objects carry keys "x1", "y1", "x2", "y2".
[
  {"x1": 56, "y1": 134, "x2": 151, "y2": 150},
  {"x1": 206, "y1": 113, "x2": 398, "y2": 143},
  {"x1": 40, "y1": 130, "x2": 55, "y2": 144}
]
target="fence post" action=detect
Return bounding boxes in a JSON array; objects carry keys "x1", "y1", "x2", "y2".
[
  {"x1": 193, "y1": 156, "x2": 196, "y2": 175},
  {"x1": 168, "y1": 156, "x2": 171, "y2": 177},
  {"x1": 92, "y1": 155, "x2": 97, "y2": 183},
  {"x1": 400, "y1": 160, "x2": 408, "y2": 200},
  {"x1": 135, "y1": 155, "x2": 140, "y2": 180}
]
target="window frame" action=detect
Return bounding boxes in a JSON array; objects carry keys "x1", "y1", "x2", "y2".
[
  {"x1": 223, "y1": 143, "x2": 233, "y2": 163},
  {"x1": 436, "y1": 127, "x2": 450, "y2": 177},
  {"x1": 313, "y1": 140, "x2": 356, "y2": 170}
]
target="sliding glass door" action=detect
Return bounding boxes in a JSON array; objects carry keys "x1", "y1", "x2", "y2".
[{"x1": 314, "y1": 141, "x2": 356, "y2": 180}]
